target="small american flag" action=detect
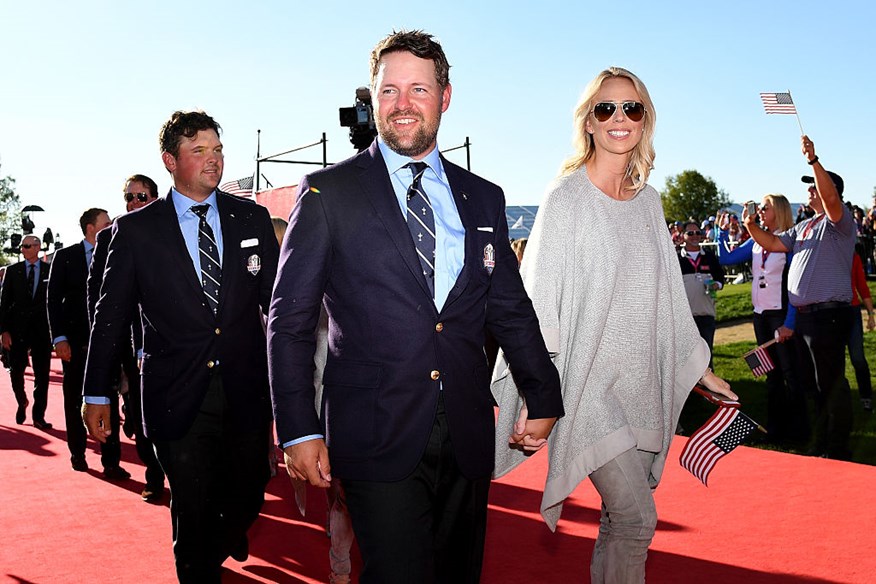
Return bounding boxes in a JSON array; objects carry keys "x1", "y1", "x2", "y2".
[
  {"x1": 743, "y1": 342, "x2": 775, "y2": 377},
  {"x1": 760, "y1": 92, "x2": 797, "y2": 114},
  {"x1": 680, "y1": 407, "x2": 758, "y2": 486},
  {"x1": 219, "y1": 175, "x2": 254, "y2": 197}
]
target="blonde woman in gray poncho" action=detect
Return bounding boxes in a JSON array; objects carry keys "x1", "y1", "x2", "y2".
[{"x1": 491, "y1": 67, "x2": 736, "y2": 583}]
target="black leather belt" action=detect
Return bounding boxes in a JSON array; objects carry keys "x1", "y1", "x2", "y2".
[{"x1": 796, "y1": 301, "x2": 850, "y2": 314}]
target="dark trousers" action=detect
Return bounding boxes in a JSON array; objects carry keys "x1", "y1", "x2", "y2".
[
  {"x1": 342, "y1": 395, "x2": 491, "y2": 584},
  {"x1": 62, "y1": 342, "x2": 121, "y2": 467},
  {"x1": 61, "y1": 343, "x2": 88, "y2": 461},
  {"x1": 153, "y1": 374, "x2": 269, "y2": 584},
  {"x1": 752, "y1": 310, "x2": 810, "y2": 442},
  {"x1": 9, "y1": 335, "x2": 51, "y2": 421},
  {"x1": 693, "y1": 315, "x2": 716, "y2": 368},
  {"x1": 847, "y1": 307, "x2": 872, "y2": 400},
  {"x1": 122, "y1": 353, "x2": 164, "y2": 487},
  {"x1": 796, "y1": 307, "x2": 854, "y2": 459}
]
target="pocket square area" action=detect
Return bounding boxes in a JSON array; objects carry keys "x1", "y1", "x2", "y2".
[
  {"x1": 476, "y1": 227, "x2": 493, "y2": 233},
  {"x1": 240, "y1": 238, "x2": 259, "y2": 248}
]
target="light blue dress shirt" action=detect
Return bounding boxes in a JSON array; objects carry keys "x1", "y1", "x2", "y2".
[
  {"x1": 283, "y1": 140, "x2": 465, "y2": 449},
  {"x1": 172, "y1": 188, "x2": 224, "y2": 279},
  {"x1": 378, "y1": 138, "x2": 464, "y2": 312}
]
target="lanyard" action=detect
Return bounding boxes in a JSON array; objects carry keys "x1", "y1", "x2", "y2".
[
  {"x1": 760, "y1": 248, "x2": 771, "y2": 270},
  {"x1": 800, "y1": 214, "x2": 826, "y2": 241}
]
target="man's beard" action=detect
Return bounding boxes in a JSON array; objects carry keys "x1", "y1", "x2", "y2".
[{"x1": 377, "y1": 108, "x2": 442, "y2": 158}]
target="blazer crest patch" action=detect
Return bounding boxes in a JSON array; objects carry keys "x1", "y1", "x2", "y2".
[
  {"x1": 482, "y1": 243, "x2": 495, "y2": 275},
  {"x1": 246, "y1": 254, "x2": 261, "y2": 276}
]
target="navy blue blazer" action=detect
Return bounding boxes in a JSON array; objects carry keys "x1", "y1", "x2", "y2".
[
  {"x1": 0, "y1": 259, "x2": 51, "y2": 344},
  {"x1": 268, "y1": 142, "x2": 562, "y2": 481},
  {"x1": 47, "y1": 242, "x2": 90, "y2": 347},
  {"x1": 83, "y1": 191, "x2": 279, "y2": 441}
]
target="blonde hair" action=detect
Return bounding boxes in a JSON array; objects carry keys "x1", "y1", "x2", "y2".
[
  {"x1": 560, "y1": 67, "x2": 656, "y2": 193},
  {"x1": 762, "y1": 194, "x2": 793, "y2": 232},
  {"x1": 271, "y1": 216, "x2": 288, "y2": 245}
]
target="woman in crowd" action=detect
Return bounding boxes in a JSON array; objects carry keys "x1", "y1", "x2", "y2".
[
  {"x1": 492, "y1": 67, "x2": 735, "y2": 583},
  {"x1": 718, "y1": 195, "x2": 810, "y2": 444}
]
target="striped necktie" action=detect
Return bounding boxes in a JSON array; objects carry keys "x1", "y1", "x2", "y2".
[
  {"x1": 405, "y1": 162, "x2": 435, "y2": 297},
  {"x1": 191, "y1": 204, "x2": 222, "y2": 314}
]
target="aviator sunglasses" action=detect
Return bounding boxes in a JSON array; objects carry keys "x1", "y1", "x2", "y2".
[
  {"x1": 592, "y1": 101, "x2": 646, "y2": 122},
  {"x1": 124, "y1": 192, "x2": 151, "y2": 203}
]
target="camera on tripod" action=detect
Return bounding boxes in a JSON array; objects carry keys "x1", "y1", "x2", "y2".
[{"x1": 339, "y1": 87, "x2": 377, "y2": 151}]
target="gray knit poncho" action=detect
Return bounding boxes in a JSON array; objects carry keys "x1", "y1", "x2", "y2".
[{"x1": 492, "y1": 166, "x2": 709, "y2": 531}]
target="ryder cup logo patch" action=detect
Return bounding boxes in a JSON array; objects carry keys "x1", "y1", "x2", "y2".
[
  {"x1": 482, "y1": 243, "x2": 495, "y2": 275},
  {"x1": 246, "y1": 254, "x2": 261, "y2": 276}
]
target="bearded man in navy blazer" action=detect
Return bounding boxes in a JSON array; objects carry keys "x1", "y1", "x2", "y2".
[
  {"x1": 82, "y1": 111, "x2": 279, "y2": 583},
  {"x1": 269, "y1": 30, "x2": 563, "y2": 583}
]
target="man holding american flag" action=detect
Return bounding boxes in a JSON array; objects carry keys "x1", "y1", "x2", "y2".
[{"x1": 742, "y1": 135, "x2": 855, "y2": 460}]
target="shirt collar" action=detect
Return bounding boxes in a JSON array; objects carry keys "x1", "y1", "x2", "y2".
[
  {"x1": 82, "y1": 239, "x2": 94, "y2": 254},
  {"x1": 171, "y1": 187, "x2": 219, "y2": 219},
  {"x1": 377, "y1": 137, "x2": 444, "y2": 178}
]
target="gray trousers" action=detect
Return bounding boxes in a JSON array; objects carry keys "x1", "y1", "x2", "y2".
[{"x1": 589, "y1": 448, "x2": 658, "y2": 584}]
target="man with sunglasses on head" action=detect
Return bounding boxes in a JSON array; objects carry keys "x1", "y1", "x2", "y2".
[
  {"x1": 743, "y1": 135, "x2": 855, "y2": 460},
  {"x1": 678, "y1": 221, "x2": 725, "y2": 359},
  {"x1": 47, "y1": 207, "x2": 122, "y2": 475},
  {"x1": 0, "y1": 235, "x2": 52, "y2": 429},
  {"x1": 87, "y1": 174, "x2": 164, "y2": 502}
]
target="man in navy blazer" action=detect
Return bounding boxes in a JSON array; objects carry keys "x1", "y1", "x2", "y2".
[
  {"x1": 0, "y1": 235, "x2": 52, "y2": 427},
  {"x1": 47, "y1": 208, "x2": 114, "y2": 473},
  {"x1": 82, "y1": 111, "x2": 279, "y2": 583},
  {"x1": 269, "y1": 31, "x2": 563, "y2": 583}
]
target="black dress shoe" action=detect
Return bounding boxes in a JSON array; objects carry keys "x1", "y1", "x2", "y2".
[
  {"x1": 71, "y1": 456, "x2": 88, "y2": 472},
  {"x1": 15, "y1": 405, "x2": 26, "y2": 425},
  {"x1": 33, "y1": 419, "x2": 53, "y2": 430},
  {"x1": 229, "y1": 536, "x2": 249, "y2": 562},
  {"x1": 103, "y1": 466, "x2": 131, "y2": 480}
]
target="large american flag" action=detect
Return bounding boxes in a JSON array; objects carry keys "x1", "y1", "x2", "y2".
[
  {"x1": 219, "y1": 175, "x2": 254, "y2": 197},
  {"x1": 760, "y1": 92, "x2": 797, "y2": 114},
  {"x1": 680, "y1": 407, "x2": 758, "y2": 486}
]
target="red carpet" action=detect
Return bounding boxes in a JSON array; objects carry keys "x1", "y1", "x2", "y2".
[{"x1": 1, "y1": 358, "x2": 874, "y2": 583}]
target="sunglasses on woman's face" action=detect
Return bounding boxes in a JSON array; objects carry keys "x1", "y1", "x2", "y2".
[
  {"x1": 685, "y1": 230, "x2": 704, "y2": 237},
  {"x1": 124, "y1": 192, "x2": 150, "y2": 203},
  {"x1": 592, "y1": 101, "x2": 646, "y2": 123}
]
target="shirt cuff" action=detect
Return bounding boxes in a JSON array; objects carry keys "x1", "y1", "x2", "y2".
[
  {"x1": 281, "y1": 434, "x2": 324, "y2": 449},
  {"x1": 84, "y1": 396, "x2": 111, "y2": 405}
]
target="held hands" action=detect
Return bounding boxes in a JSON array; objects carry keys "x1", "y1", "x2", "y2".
[
  {"x1": 509, "y1": 402, "x2": 557, "y2": 453},
  {"x1": 82, "y1": 403, "x2": 112, "y2": 443},
  {"x1": 700, "y1": 369, "x2": 737, "y2": 401},
  {"x1": 54, "y1": 340, "x2": 72, "y2": 362},
  {"x1": 283, "y1": 439, "x2": 332, "y2": 488}
]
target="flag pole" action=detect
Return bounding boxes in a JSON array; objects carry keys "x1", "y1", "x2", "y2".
[
  {"x1": 788, "y1": 89, "x2": 805, "y2": 135},
  {"x1": 692, "y1": 385, "x2": 767, "y2": 433}
]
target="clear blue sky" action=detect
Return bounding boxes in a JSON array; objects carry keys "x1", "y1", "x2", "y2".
[{"x1": 1, "y1": 1, "x2": 874, "y2": 246}]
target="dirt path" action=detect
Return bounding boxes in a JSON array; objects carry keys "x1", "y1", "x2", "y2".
[{"x1": 715, "y1": 310, "x2": 870, "y2": 345}]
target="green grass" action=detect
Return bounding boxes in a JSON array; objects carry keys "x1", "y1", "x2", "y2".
[{"x1": 680, "y1": 323, "x2": 876, "y2": 466}]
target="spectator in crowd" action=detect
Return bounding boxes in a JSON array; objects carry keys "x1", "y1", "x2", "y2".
[
  {"x1": 82, "y1": 110, "x2": 279, "y2": 581},
  {"x1": 670, "y1": 221, "x2": 684, "y2": 248},
  {"x1": 678, "y1": 221, "x2": 725, "y2": 359},
  {"x1": 722, "y1": 194, "x2": 810, "y2": 443},
  {"x1": 491, "y1": 66, "x2": 734, "y2": 583},
  {"x1": 87, "y1": 174, "x2": 164, "y2": 502},
  {"x1": 0, "y1": 235, "x2": 52, "y2": 428},
  {"x1": 848, "y1": 245, "x2": 874, "y2": 411},
  {"x1": 47, "y1": 208, "x2": 120, "y2": 475},
  {"x1": 743, "y1": 135, "x2": 855, "y2": 460}
]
